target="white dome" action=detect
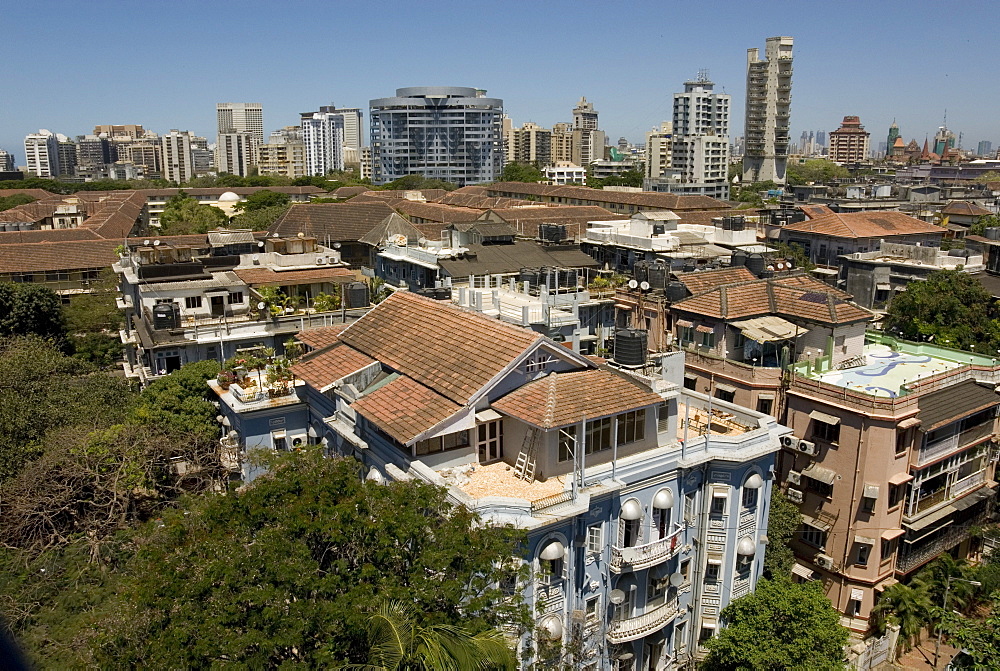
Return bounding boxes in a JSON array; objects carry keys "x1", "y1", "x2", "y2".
[{"x1": 218, "y1": 191, "x2": 242, "y2": 202}]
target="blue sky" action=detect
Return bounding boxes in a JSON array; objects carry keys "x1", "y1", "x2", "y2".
[{"x1": 5, "y1": 0, "x2": 1000, "y2": 164}]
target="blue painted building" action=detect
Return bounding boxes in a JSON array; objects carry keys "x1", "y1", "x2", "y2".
[{"x1": 214, "y1": 292, "x2": 788, "y2": 669}]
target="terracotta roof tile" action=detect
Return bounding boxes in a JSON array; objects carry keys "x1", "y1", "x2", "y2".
[
  {"x1": 0, "y1": 228, "x2": 102, "y2": 245},
  {"x1": 486, "y1": 182, "x2": 729, "y2": 211},
  {"x1": 492, "y1": 369, "x2": 662, "y2": 429},
  {"x1": 0, "y1": 239, "x2": 121, "y2": 273},
  {"x1": 941, "y1": 201, "x2": 992, "y2": 216},
  {"x1": 337, "y1": 292, "x2": 541, "y2": 404},
  {"x1": 677, "y1": 267, "x2": 757, "y2": 295},
  {"x1": 269, "y1": 202, "x2": 397, "y2": 241},
  {"x1": 799, "y1": 205, "x2": 836, "y2": 218},
  {"x1": 233, "y1": 267, "x2": 357, "y2": 286},
  {"x1": 0, "y1": 189, "x2": 56, "y2": 200},
  {"x1": 391, "y1": 200, "x2": 483, "y2": 223},
  {"x1": 290, "y1": 343, "x2": 378, "y2": 390},
  {"x1": 352, "y1": 375, "x2": 462, "y2": 444},
  {"x1": 297, "y1": 324, "x2": 348, "y2": 350},
  {"x1": 781, "y1": 211, "x2": 944, "y2": 239}
]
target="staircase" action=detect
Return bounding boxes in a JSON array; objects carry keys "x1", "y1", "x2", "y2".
[{"x1": 514, "y1": 427, "x2": 540, "y2": 481}]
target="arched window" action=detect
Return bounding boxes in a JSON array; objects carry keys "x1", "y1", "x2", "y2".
[{"x1": 741, "y1": 472, "x2": 763, "y2": 509}]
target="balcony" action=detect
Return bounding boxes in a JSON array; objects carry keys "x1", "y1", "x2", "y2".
[
  {"x1": 607, "y1": 598, "x2": 680, "y2": 644},
  {"x1": 610, "y1": 528, "x2": 684, "y2": 573}
]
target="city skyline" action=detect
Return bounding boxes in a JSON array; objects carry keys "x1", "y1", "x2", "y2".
[{"x1": 4, "y1": 0, "x2": 1000, "y2": 165}]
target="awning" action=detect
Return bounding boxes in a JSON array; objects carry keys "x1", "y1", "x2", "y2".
[
  {"x1": 701, "y1": 618, "x2": 718, "y2": 630},
  {"x1": 952, "y1": 486, "x2": 993, "y2": 511},
  {"x1": 809, "y1": 409, "x2": 841, "y2": 426},
  {"x1": 696, "y1": 324, "x2": 715, "y2": 334},
  {"x1": 888, "y1": 472, "x2": 914, "y2": 486},
  {"x1": 802, "y1": 514, "x2": 832, "y2": 532},
  {"x1": 855, "y1": 534, "x2": 876, "y2": 546},
  {"x1": 876, "y1": 283, "x2": 891, "y2": 291},
  {"x1": 863, "y1": 483, "x2": 880, "y2": 499},
  {"x1": 684, "y1": 372, "x2": 698, "y2": 380},
  {"x1": 792, "y1": 563, "x2": 816, "y2": 580},
  {"x1": 676, "y1": 319, "x2": 693, "y2": 328},
  {"x1": 758, "y1": 392, "x2": 775, "y2": 400},
  {"x1": 475, "y1": 409, "x2": 502, "y2": 422},
  {"x1": 707, "y1": 557, "x2": 723, "y2": 565},
  {"x1": 272, "y1": 429, "x2": 286, "y2": 439},
  {"x1": 850, "y1": 588, "x2": 865, "y2": 602},
  {"x1": 614, "y1": 304, "x2": 633, "y2": 311},
  {"x1": 898, "y1": 417, "x2": 922, "y2": 430},
  {"x1": 903, "y1": 504, "x2": 956, "y2": 532},
  {"x1": 712, "y1": 490, "x2": 729, "y2": 498},
  {"x1": 802, "y1": 462, "x2": 838, "y2": 485},
  {"x1": 731, "y1": 315, "x2": 801, "y2": 343},
  {"x1": 881, "y1": 528, "x2": 905, "y2": 540},
  {"x1": 715, "y1": 383, "x2": 737, "y2": 394}
]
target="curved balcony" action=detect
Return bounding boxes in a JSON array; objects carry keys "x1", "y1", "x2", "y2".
[
  {"x1": 610, "y1": 528, "x2": 683, "y2": 573},
  {"x1": 607, "y1": 598, "x2": 680, "y2": 644}
]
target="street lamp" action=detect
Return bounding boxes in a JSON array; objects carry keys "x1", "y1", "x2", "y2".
[{"x1": 934, "y1": 577, "x2": 982, "y2": 668}]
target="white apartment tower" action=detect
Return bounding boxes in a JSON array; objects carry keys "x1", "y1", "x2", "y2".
[
  {"x1": 161, "y1": 130, "x2": 195, "y2": 184},
  {"x1": 23, "y1": 130, "x2": 59, "y2": 178},
  {"x1": 216, "y1": 103, "x2": 264, "y2": 144},
  {"x1": 743, "y1": 36, "x2": 793, "y2": 184},
  {"x1": 668, "y1": 74, "x2": 731, "y2": 199},
  {"x1": 571, "y1": 96, "x2": 605, "y2": 166},
  {"x1": 301, "y1": 110, "x2": 345, "y2": 176},
  {"x1": 215, "y1": 133, "x2": 257, "y2": 177}
]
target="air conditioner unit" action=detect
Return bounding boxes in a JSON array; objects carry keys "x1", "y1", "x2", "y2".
[
  {"x1": 787, "y1": 488, "x2": 804, "y2": 503},
  {"x1": 787, "y1": 470, "x2": 802, "y2": 486},
  {"x1": 315, "y1": 257, "x2": 327, "y2": 265},
  {"x1": 797, "y1": 439, "x2": 819, "y2": 456},
  {"x1": 815, "y1": 554, "x2": 834, "y2": 570},
  {"x1": 780, "y1": 434, "x2": 798, "y2": 449}
]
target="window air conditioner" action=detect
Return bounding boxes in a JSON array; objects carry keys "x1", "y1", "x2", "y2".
[
  {"x1": 787, "y1": 470, "x2": 802, "y2": 486},
  {"x1": 815, "y1": 554, "x2": 834, "y2": 570},
  {"x1": 787, "y1": 488, "x2": 804, "y2": 503},
  {"x1": 780, "y1": 434, "x2": 798, "y2": 449},
  {"x1": 797, "y1": 439, "x2": 818, "y2": 456}
]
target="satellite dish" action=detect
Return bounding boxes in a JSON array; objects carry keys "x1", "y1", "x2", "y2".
[
  {"x1": 257, "y1": 241, "x2": 264, "y2": 247},
  {"x1": 257, "y1": 302, "x2": 266, "y2": 310},
  {"x1": 272, "y1": 232, "x2": 279, "y2": 237},
  {"x1": 640, "y1": 281, "x2": 650, "y2": 291},
  {"x1": 153, "y1": 240, "x2": 161, "y2": 246},
  {"x1": 333, "y1": 242, "x2": 342, "y2": 249},
  {"x1": 669, "y1": 572, "x2": 685, "y2": 587},
  {"x1": 628, "y1": 279, "x2": 639, "y2": 289},
  {"x1": 143, "y1": 239, "x2": 150, "y2": 245},
  {"x1": 252, "y1": 254, "x2": 259, "y2": 261},
  {"x1": 609, "y1": 589, "x2": 626, "y2": 605}
]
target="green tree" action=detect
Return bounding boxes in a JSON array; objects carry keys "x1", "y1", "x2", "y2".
[
  {"x1": 0, "y1": 193, "x2": 37, "y2": 211},
  {"x1": 968, "y1": 213, "x2": 999, "y2": 237},
  {"x1": 130, "y1": 359, "x2": 221, "y2": 441},
  {"x1": 786, "y1": 159, "x2": 850, "y2": 186},
  {"x1": 945, "y1": 594, "x2": 1000, "y2": 668},
  {"x1": 231, "y1": 202, "x2": 291, "y2": 231},
  {"x1": 314, "y1": 289, "x2": 342, "y2": 312},
  {"x1": 882, "y1": 269, "x2": 1000, "y2": 352},
  {"x1": 81, "y1": 451, "x2": 526, "y2": 667},
  {"x1": 0, "y1": 282, "x2": 68, "y2": 343},
  {"x1": 702, "y1": 578, "x2": 849, "y2": 671},
  {"x1": 763, "y1": 487, "x2": 800, "y2": 579},
  {"x1": 63, "y1": 268, "x2": 124, "y2": 367},
  {"x1": 343, "y1": 599, "x2": 515, "y2": 670},
  {"x1": 500, "y1": 162, "x2": 545, "y2": 183},
  {"x1": 233, "y1": 189, "x2": 291, "y2": 212},
  {"x1": 870, "y1": 579, "x2": 932, "y2": 650},
  {"x1": 976, "y1": 170, "x2": 1000, "y2": 184},
  {"x1": 159, "y1": 194, "x2": 228, "y2": 234}
]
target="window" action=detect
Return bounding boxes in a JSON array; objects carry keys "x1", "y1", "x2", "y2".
[
  {"x1": 415, "y1": 430, "x2": 470, "y2": 456},
  {"x1": 700, "y1": 330, "x2": 716, "y2": 348},
  {"x1": 880, "y1": 538, "x2": 896, "y2": 563},
  {"x1": 683, "y1": 375, "x2": 697, "y2": 391},
  {"x1": 888, "y1": 483, "x2": 904, "y2": 508},
  {"x1": 895, "y1": 429, "x2": 911, "y2": 456},
  {"x1": 855, "y1": 543, "x2": 871, "y2": 567},
  {"x1": 184, "y1": 296, "x2": 203, "y2": 309},
  {"x1": 652, "y1": 507, "x2": 670, "y2": 540},
  {"x1": 585, "y1": 417, "x2": 612, "y2": 454},
  {"x1": 558, "y1": 426, "x2": 576, "y2": 462},
  {"x1": 675, "y1": 621, "x2": 687, "y2": 655},
  {"x1": 860, "y1": 495, "x2": 875, "y2": 514},
  {"x1": 804, "y1": 476, "x2": 833, "y2": 498},
  {"x1": 617, "y1": 409, "x2": 646, "y2": 445},
  {"x1": 620, "y1": 517, "x2": 642, "y2": 548},
  {"x1": 585, "y1": 595, "x2": 601, "y2": 624},
  {"x1": 587, "y1": 524, "x2": 603, "y2": 553},
  {"x1": 756, "y1": 397, "x2": 774, "y2": 416},
  {"x1": 228, "y1": 291, "x2": 244, "y2": 304},
  {"x1": 81, "y1": 269, "x2": 100, "y2": 280},
  {"x1": 45, "y1": 270, "x2": 70, "y2": 282},
  {"x1": 705, "y1": 558, "x2": 721, "y2": 583},
  {"x1": 710, "y1": 489, "x2": 728, "y2": 516},
  {"x1": 680, "y1": 558, "x2": 691, "y2": 584},
  {"x1": 801, "y1": 523, "x2": 827, "y2": 549},
  {"x1": 680, "y1": 326, "x2": 695, "y2": 345},
  {"x1": 657, "y1": 402, "x2": 670, "y2": 433},
  {"x1": 684, "y1": 492, "x2": 696, "y2": 524},
  {"x1": 647, "y1": 573, "x2": 666, "y2": 606},
  {"x1": 742, "y1": 485, "x2": 759, "y2": 509},
  {"x1": 11, "y1": 273, "x2": 33, "y2": 283},
  {"x1": 272, "y1": 433, "x2": 287, "y2": 451},
  {"x1": 849, "y1": 598, "x2": 862, "y2": 617},
  {"x1": 812, "y1": 419, "x2": 840, "y2": 443},
  {"x1": 714, "y1": 387, "x2": 735, "y2": 403}
]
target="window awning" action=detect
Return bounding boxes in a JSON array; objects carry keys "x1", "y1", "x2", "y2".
[
  {"x1": 903, "y1": 504, "x2": 956, "y2": 532},
  {"x1": 684, "y1": 372, "x2": 698, "y2": 380},
  {"x1": 614, "y1": 304, "x2": 633, "y2": 311},
  {"x1": 802, "y1": 462, "x2": 838, "y2": 485},
  {"x1": 809, "y1": 409, "x2": 841, "y2": 426},
  {"x1": 898, "y1": 417, "x2": 922, "y2": 430},
  {"x1": 888, "y1": 472, "x2": 914, "y2": 486},
  {"x1": 792, "y1": 562, "x2": 816, "y2": 580},
  {"x1": 475, "y1": 409, "x2": 502, "y2": 423},
  {"x1": 758, "y1": 392, "x2": 775, "y2": 400},
  {"x1": 850, "y1": 588, "x2": 865, "y2": 602},
  {"x1": 696, "y1": 324, "x2": 715, "y2": 334},
  {"x1": 676, "y1": 319, "x2": 693, "y2": 328},
  {"x1": 881, "y1": 528, "x2": 905, "y2": 541},
  {"x1": 855, "y1": 534, "x2": 876, "y2": 546},
  {"x1": 802, "y1": 514, "x2": 832, "y2": 532},
  {"x1": 731, "y1": 315, "x2": 801, "y2": 343},
  {"x1": 707, "y1": 557, "x2": 723, "y2": 565},
  {"x1": 715, "y1": 383, "x2": 737, "y2": 394},
  {"x1": 876, "y1": 283, "x2": 891, "y2": 291},
  {"x1": 952, "y1": 486, "x2": 993, "y2": 511},
  {"x1": 272, "y1": 429, "x2": 286, "y2": 439},
  {"x1": 863, "y1": 483, "x2": 880, "y2": 499},
  {"x1": 701, "y1": 618, "x2": 718, "y2": 630},
  {"x1": 712, "y1": 490, "x2": 729, "y2": 498}
]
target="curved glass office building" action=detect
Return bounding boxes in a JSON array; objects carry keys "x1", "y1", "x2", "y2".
[{"x1": 370, "y1": 86, "x2": 504, "y2": 186}]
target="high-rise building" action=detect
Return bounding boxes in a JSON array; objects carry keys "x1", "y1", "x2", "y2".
[
  {"x1": 369, "y1": 87, "x2": 504, "y2": 186},
  {"x1": 829, "y1": 116, "x2": 870, "y2": 164},
  {"x1": 743, "y1": 36, "x2": 793, "y2": 184},
  {"x1": 161, "y1": 130, "x2": 195, "y2": 184},
  {"x1": 571, "y1": 96, "x2": 605, "y2": 166},
  {"x1": 215, "y1": 133, "x2": 257, "y2": 177},
  {"x1": 505, "y1": 121, "x2": 552, "y2": 166},
  {"x1": 934, "y1": 126, "x2": 957, "y2": 156},
  {"x1": 978, "y1": 140, "x2": 993, "y2": 157},
  {"x1": 121, "y1": 140, "x2": 162, "y2": 179},
  {"x1": 659, "y1": 74, "x2": 730, "y2": 199},
  {"x1": 0, "y1": 149, "x2": 15, "y2": 172},
  {"x1": 645, "y1": 122, "x2": 673, "y2": 180},
  {"x1": 257, "y1": 126, "x2": 307, "y2": 179},
  {"x1": 56, "y1": 138, "x2": 77, "y2": 177},
  {"x1": 301, "y1": 110, "x2": 345, "y2": 176},
  {"x1": 550, "y1": 122, "x2": 575, "y2": 164},
  {"x1": 24, "y1": 130, "x2": 60, "y2": 178},
  {"x1": 886, "y1": 121, "x2": 900, "y2": 157},
  {"x1": 76, "y1": 135, "x2": 115, "y2": 167},
  {"x1": 815, "y1": 130, "x2": 826, "y2": 150},
  {"x1": 216, "y1": 103, "x2": 264, "y2": 144},
  {"x1": 93, "y1": 124, "x2": 145, "y2": 139}
]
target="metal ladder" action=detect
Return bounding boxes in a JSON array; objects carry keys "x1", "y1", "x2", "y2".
[{"x1": 514, "y1": 427, "x2": 540, "y2": 481}]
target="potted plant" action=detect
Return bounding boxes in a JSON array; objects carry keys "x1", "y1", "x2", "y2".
[{"x1": 217, "y1": 370, "x2": 236, "y2": 390}]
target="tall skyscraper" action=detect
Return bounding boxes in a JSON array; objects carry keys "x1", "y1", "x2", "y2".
[
  {"x1": 886, "y1": 121, "x2": 900, "y2": 156},
  {"x1": 216, "y1": 133, "x2": 257, "y2": 177},
  {"x1": 216, "y1": 103, "x2": 264, "y2": 144},
  {"x1": 978, "y1": 140, "x2": 993, "y2": 157},
  {"x1": 0, "y1": 149, "x2": 15, "y2": 172},
  {"x1": 505, "y1": 121, "x2": 552, "y2": 166},
  {"x1": 161, "y1": 130, "x2": 195, "y2": 184},
  {"x1": 299, "y1": 104, "x2": 363, "y2": 175},
  {"x1": 743, "y1": 36, "x2": 793, "y2": 184},
  {"x1": 258, "y1": 126, "x2": 307, "y2": 179},
  {"x1": 934, "y1": 126, "x2": 957, "y2": 156},
  {"x1": 828, "y1": 116, "x2": 870, "y2": 163},
  {"x1": 664, "y1": 73, "x2": 730, "y2": 199},
  {"x1": 571, "y1": 96, "x2": 605, "y2": 166},
  {"x1": 93, "y1": 124, "x2": 145, "y2": 139},
  {"x1": 369, "y1": 87, "x2": 504, "y2": 186},
  {"x1": 23, "y1": 130, "x2": 59, "y2": 178}
]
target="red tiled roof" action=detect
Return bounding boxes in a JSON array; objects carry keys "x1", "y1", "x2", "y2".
[
  {"x1": 485, "y1": 182, "x2": 729, "y2": 211},
  {"x1": 941, "y1": 201, "x2": 992, "y2": 217},
  {"x1": 492, "y1": 369, "x2": 662, "y2": 429},
  {"x1": 0, "y1": 228, "x2": 102, "y2": 245},
  {"x1": 290, "y1": 343, "x2": 378, "y2": 390},
  {"x1": 677, "y1": 267, "x2": 757, "y2": 295},
  {"x1": 391, "y1": 200, "x2": 483, "y2": 223},
  {"x1": 337, "y1": 291, "x2": 542, "y2": 404},
  {"x1": 0, "y1": 189, "x2": 56, "y2": 200},
  {"x1": 233, "y1": 267, "x2": 357, "y2": 286},
  {"x1": 781, "y1": 211, "x2": 944, "y2": 239},
  {"x1": 352, "y1": 374, "x2": 462, "y2": 444},
  {"x1": 0, "y1": 239, "x2": 121, "y2": 273},
  {"x1": 798, "y1": 204, "x2": 836, "y2": 219},
  {"x1": 297, "y1": 324, "x2": 349, "y2": 350},
  {"x1": 269, "y1": 202, "x2": 397, "y2": 241}
]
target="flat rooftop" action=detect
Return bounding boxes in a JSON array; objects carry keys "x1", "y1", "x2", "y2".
[
  {"x1": 677, "y1": 402, "x2": 754, "y2": 439},
  {"x1": 443, "y1": 460, "x2": 569, "y2": 502}
]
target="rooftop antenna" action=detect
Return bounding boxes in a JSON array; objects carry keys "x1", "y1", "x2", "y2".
[{"x1": 697, "y1": 68, "x2": 710, "y2": 83}]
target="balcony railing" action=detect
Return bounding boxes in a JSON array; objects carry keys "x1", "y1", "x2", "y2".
[
  {"x1": 610, "y1": 528, "x2": 683, "y2": 573},
  {"x1": 607, "y1": 598, "x2": 680, "y2": 644},
  {"x1": 897, "y1": 512, "x2": 989, "y2": 573}
]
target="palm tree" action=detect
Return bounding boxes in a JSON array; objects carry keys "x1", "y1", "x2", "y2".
[
  {"x1": 871, "y1": 580, "x2": 933, "y2": 651},
  {"x1": 342, "y1": 600, "x2": 516, "y2": 671},
  {"x1": 920, "y1": 555, "x2": 976, "y2": 613}
]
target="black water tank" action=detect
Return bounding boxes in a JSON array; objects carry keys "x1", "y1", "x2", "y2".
[
  {"x1": 634, "y1": 260, "x2": 649, "y2": 284},
  {"x1": 519, "y1": 268, "x2": 535, "y2": 287},
  {"x1": 746, "y1": 253, "x2": 766, "y2": 277},
  {"x1": 731, "y1": 249, "x2": 748, "y2": 267},
  {"x1": 152, "y1": 302, "x2": 180, "y2": 330},
  {"x1": 682, "y1": 261, "x2": 696, "y2": 273},
  {"x1": 666, "y1": 281, "x2": 688, "y2": 302},
  {"x1": 647, "y1": 262, "x2": 668, "y2": 290},
  {"x1": 345, "y1": 282, "x2": 369, "y2": 308},
  {"x1": 614, "y1": 329, "x2": 648, "y2": 366}
]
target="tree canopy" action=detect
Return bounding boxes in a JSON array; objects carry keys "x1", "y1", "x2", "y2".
[
  {"x1": 882, "y1": 269, "x2": 1000, "y2": 352},
  {"x1": 231, "y1": 203, "x2": 292, "y2": 231},
  {"x1": 762, "y1": 487, "x2": 800, "y2": 579},
  {"x1": 158, "y1": 193, "x2": 229, "y2": 234},
  {"x1": 702, "y1": 578, "x2": 849, "y2": 670},
  {"x1": 0, "y1": 282, "x2": 67, "y2": 344},
  {"x1": 233, "y1": 189, "x2": 291, "y2": 212},
  {"x1": 786, "y1": 159, "x2": 850, "y2": 186},
  {"x1": 500, "y1": 162, "x2": 545, "y2": 183},
  {"x1": 0, "y1": 193, "x2": 37, "y2": 211}
]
